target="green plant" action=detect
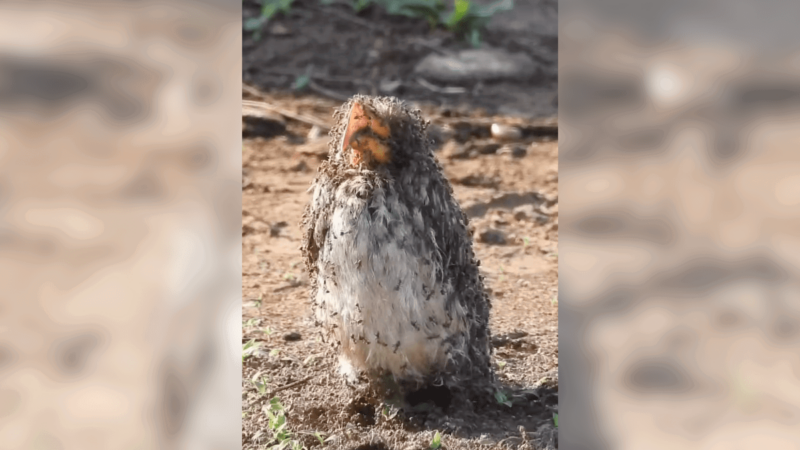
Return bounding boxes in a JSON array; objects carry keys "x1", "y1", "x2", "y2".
[
  {"x1": 244, "y1": 0, "x2": 296, "y2": 40},
  {"x1": 553, "y1": 412, "x2": 558, "y2": 427},
  {"x1": 352, "y1": 0, "x2": 373, "y2": 12},
  {"x1": 265, "y1": 397, "x2": 305, "y2": 450},
  {"x1": 429, "y1": 431, "x2": 442, "y2": 449},
  {"x1": 293, "y1": 74, "x2": 310, "y2": 91},
  {"x1": 375, "y1": 0, "x2": 445, "y2": 29},
  {"x1": 242, "y1": 339, "x2": 260, "y2": 362},
  {"x1": 494, "y1": 390, "x2": 512, "y2": 407},
  {"x1": 444, "y1": 0, "x2": 514, "y2": 46},
  {"x1": 251, "y1": 373, "x2": 270, "y2": 395},
  {"x1": 344, "y1": 0, "x2": 513, "y2": 45}
]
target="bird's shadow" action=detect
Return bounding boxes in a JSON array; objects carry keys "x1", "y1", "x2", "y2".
[{"x1": 348, "y1": 376, "x2": 558, "y2": 449}]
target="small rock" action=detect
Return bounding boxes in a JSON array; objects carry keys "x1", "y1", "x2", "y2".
[
  {"x1": 498, "y1": 145, "x2": 527, "y2": 158},
  {"x1": 491, "y1": 123, "x2": 523, "y2": 141},
  {"x1": 242, "y1": 115, "x2": 286, "y2": 139},
  {"x1": 455, "y1": 174, "x2": 499, "y2": 188},
  {"x1": 295, "y1": 139, "x2": 329, "y2": 159},
  {"x1": 379, "y1": 78, "x2": 402, "y2": 94},
  {"x1": 289, "y1": 160, "x2": 309, "y2": 172},
  {"x1": 269, "y1": 23, "x2": 290, "y2": 36},
  {"x1": 490, "y1": 213, "x2": 509, "y2": 226},
  {"x1": 469, "y1": 141, "x2": 501, "y2": 155},
  {"x1": 307, "y1": 125, "x2": 325, "y2": 140},
  {"x1": 513, "y1": 204, "x2": 549, "y2": 224},
  {"x1": 270, "y1": 221, "x2": 288, "y2": 237},
  {"x1": 441, "y1": 140, "x2": 468, "y2": 159},
  {"x1": 414, "y1": 49, "x2": 539, "y2": 83},
  {"x1": 512, "y1": 146, "x2": 527, "y2": 158},
  {"x1": 476, "y1": 228, "x2": 506, "y2": 245},
  {"x1": 283, "y1": 332, "x2": 302, "y2": 341}
]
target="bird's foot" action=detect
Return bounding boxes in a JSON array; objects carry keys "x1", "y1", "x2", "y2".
[{"x1": 338, "y1": 357, "x2": 364, "y2": 387}]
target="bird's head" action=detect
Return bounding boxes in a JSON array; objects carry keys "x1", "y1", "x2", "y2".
[{"x1": 333, "y1": 95, "x2": 429, "y2": 169}]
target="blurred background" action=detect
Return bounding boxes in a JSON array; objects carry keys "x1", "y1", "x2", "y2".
[
  {"x1": 0, "y1": 1, "x2": 241, "y2": 449},
  {"x1": 560, "y1": 0, "x2": 800, "y2": 448}
]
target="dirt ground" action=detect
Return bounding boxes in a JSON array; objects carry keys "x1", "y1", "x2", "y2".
[{"x1": 242, "y1": 1, "x2": 558, "y2": 449}]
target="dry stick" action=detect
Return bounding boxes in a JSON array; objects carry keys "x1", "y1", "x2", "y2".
[
  {"x1": 267, "y1": 375, "x2": 315, "y2": 397},
  {"x1": 409, "y1": 37, "x2": 452, "y2": 56},
  {"x1": 242, "y1": 99, "x2": 331, "y2": 130},
  {"x1": 416, "y1": 77, "x2": 466, "y2": 94},
  {"x1": 242, "y1": 83, "x2": 263, "y2": 98},
  {"x1": 308, "y1": 80, "x2": 350, "y2": 102},
  {"x1": 247, "y1": 68, "x2": 371, "y2": 85},
  {"x1": 321, "y1": 6, "x2": 386, "y2": 33}
]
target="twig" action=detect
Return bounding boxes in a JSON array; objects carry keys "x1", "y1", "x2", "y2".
[
  {"x1": 267, "y1": 375, "x2": 315, "y2": 397},
  {"x1": 416, "y1": 77, "x2": 467, "y2": 94},
  {"x1": 321, "y1": 6, "x2": 386, "y2": 33},
  {"x1": 308, "y1": 80, "x2": 350, "y2": 102},
  {"x1": 242, "y1": 99, "x2": 331, "y2": 130},
  {"x1": 242, "y1": 84, "x2": 263, "y2": 98},
  {"x1": 247, "y1": 69, "x2": 371, "y2": 85},
  {"x1": 409, "y1": 37, "x2": 453, "y2": 56}
]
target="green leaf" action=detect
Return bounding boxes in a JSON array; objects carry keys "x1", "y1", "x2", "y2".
[
  {"x1": 494, "y1": 390, "x2": 512, "y2": 407},
  {"x1": 468, "y1": 27, "x2": 481, "y2": 47},
  {"x1": 279, "y1": 0, "x2": 294, "y2": 12},
  {"x1": 553, "y1": 412, "x2": 559, "y2": 427},
  {"x1": 314, "y1": 432, "x2": 325, "y2": 445},
  {"x1": 429, "y1": 431, "x2": 442, "y2": 449},
  {"x1": 293, "y1": 74, "x2": 310, "y2": 91},
  {"x1": 270, "y1": 441, "x2": 289, "y2": 450},
  {"x1": 242, "y1": 339, "x2": 259, "y2": 361},
  {"x1": 445, "y1": 0, "x2": 470, "y2": 28},
  {"x1": 376, "y1": 0, "x2": 444, "y2": 23},
  {"x1": 244, "y1": 17, "x2": 266, "y2": 31},
  {"x1": 353, "y1": 0, "x2": 372, "y2": 12},
  {"x1": 460, "y1": 0, "x2": 513, "y2": 20}
]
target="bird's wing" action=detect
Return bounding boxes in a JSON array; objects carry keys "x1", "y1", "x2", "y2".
[{"x1": 301, "y1": 172, "x2": 335, "y2": 286}]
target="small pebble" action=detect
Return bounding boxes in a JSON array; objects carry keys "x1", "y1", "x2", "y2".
[
  {"x1": 476, "y1": 228, "x2": 506, "y2": 245},
  {"x1": 283, "y1": 332, "x2": 302, "y2": 341},
  {"x1": 379, "y1": 78, "x2": 402, "y2": 94},
  {"x1": 307, "y1": 125, "x2": 324, "y2": 140},
  {"x1": 441, "y1": 141, "x2": 468, "y2": 159},
  {"x1": 289, "y1": 160, "x2": 309, "y2": 172},
  {"x1": 513, "y1": 204, "x2": 549, "y2": 224},
  {"x1": 491, "y1": 123, "x2": 522, "y2": 141},
  {"x1": 498, "y1": 144, "x2": 527, "y2": 158}
]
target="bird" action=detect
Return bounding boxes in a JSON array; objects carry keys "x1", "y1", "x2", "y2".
[{"x1": 300, "y1": 95, "x2": 495, "y2": 398}]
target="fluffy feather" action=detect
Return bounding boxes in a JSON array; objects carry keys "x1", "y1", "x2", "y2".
[{"x1": 301, "y1": 95, "x2": 494, "y2": 394}]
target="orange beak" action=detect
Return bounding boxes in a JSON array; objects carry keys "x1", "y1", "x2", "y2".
[{"x1": 342, "y1": 101, "x2": 391, "y2": 165}]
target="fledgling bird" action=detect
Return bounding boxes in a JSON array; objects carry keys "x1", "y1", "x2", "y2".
[{"x1": 301, "y1": 95, "x2": 494, "y2": 396}]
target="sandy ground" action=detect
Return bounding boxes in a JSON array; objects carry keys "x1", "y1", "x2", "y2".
[{"x1": 241, "y1": 92, "x2": 558, "y2": 449}]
